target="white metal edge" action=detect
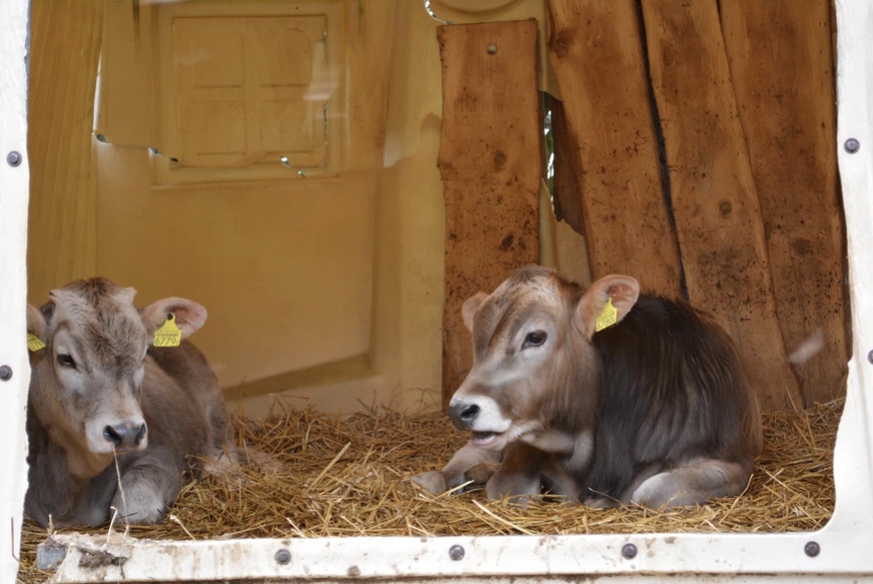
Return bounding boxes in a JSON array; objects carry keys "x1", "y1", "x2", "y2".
[
  {"x1": 0, "y1": 0, "x2": 30, "y2": 582},
  {"x1": 38, "y1": 0, "x2": 873, "y2": 581},
  {"x1": 826, "y1": 0, "x2": 873, "y2": 539}
]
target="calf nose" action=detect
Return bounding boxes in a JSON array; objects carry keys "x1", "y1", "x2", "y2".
[
  {"x1": 103, "y1": 421, "x2": 147, "y2": 450},
  {"x1": 448, "y1": 402, "x2": 480, "y2": 430}
]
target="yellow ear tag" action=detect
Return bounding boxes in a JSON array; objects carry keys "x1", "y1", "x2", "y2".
[
  {"x1": 595, "y1": 298, "x2": 618, "y2": 332},
  {"x1": 27, "y1": 334, "x2": 46, "y2": 352},
  {"x1": 153, "y1": 314, "x2": 182, "y2": 347}
]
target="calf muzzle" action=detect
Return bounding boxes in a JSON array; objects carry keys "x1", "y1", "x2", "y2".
[
  {"x1": 448, "y1": 402, "x2": 479, "y2": 430},
  {"x1": 103, "y1": 421, "x2": 147, "y2": 451}
]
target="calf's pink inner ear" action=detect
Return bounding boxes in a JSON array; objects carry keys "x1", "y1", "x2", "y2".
[
  {"x1": 578, "y1": 275, "x2": 641, "y2": 338},
  {"x1": 142, "y1": 298, "x2": 208, "y2": 340},
  {"x1": 27, "y1": 304, "x2": 47, "y2": 338},
  {"x1": 462, "y1": 292, "x2": 489, "y2": 332}
]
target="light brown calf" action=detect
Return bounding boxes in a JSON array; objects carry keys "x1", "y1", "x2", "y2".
[
  {"x1": 25, "y1": 278, "x2": 246, "y2": 527},
  {"x1": 416, "y1": 266, "x2": 762, "y2": 508}
]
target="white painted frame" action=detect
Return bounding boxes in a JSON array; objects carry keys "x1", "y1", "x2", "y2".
[
  {"x1": 0, "y1": 0, "x2": 31, "y2": 582},
  {"x1": 4, "y1": 0, "x2": 873, "y2": 582}
]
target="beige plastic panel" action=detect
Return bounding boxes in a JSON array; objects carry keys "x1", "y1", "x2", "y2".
[
  {"x1": 97, "y1": 0, "x2": 344, "y2": 185},
  {"x1": 87, "y1": 0, "x2": 581, "y2": 417},
  {"x1": 173, "y1": 15, "x2": 327, "y2": 169},
  {"x1": 95, "y1": 0, "x2": 397, "y2": 418}
]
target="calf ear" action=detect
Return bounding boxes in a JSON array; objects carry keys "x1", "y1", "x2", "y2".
[
  {"x1": 141, "y1": 298, "x2": 208, "y2": 340},
  {"x1": 27, "y1": 304, "x2": 47, "y2": 338},
  {"x1": 462, "y1": 292, "x2": 489, "y2": 332},
  {"x1": 577, "y1": 275, "x2": 640, "y2": 339}
]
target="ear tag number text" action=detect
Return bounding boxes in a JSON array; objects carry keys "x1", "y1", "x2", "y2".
[
  {"x1": 154, "y1": 314, "x2": 182, "y2": 347},
  {"x1": 595, "y1": 298, "x2": 618, "y2": 332},
  {"x1": 27, "y1": 334, "x2": 46, "y2": 352}
]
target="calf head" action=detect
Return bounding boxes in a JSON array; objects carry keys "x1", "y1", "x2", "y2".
[
  {"x1": 26, "y1": 278, "x2": 207, "y2": 477},
  {"x1": 448, "y1": 266, "x2": 639, "y2": 451}
]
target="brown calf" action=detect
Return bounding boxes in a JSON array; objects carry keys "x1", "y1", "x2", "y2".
[
  {"x1": 24, "y1": 278, "x2": 240, "y2": 527},
  {"x1": 416, "y1": 266, "x2": 762, "y2": 508}
]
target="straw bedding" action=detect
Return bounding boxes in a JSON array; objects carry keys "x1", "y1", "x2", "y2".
[{"x1": 17, "y1": 398, "x2": 842, "y2": 583}]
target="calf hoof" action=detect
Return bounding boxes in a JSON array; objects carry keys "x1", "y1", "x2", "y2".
[
  {"x1": 583, "y1": 496, "x2": 620, "y2": 509},
  {"x1": 112, "y1": 492, "x2": 166, "y2": 525},
  {"x1": 630, "y1": 473, "x2": 707, "y2": 508},
  {"x1": 466, "y1": 462, "x2": 500, "y2": 485},
  {"x1": 485, "y1": 474, "x2": 540, "y2": 505},
  {"x1": 243, "y1": 449, "x2": 287, "y2": 474},
  {"x1": 411, "y1": 471, "x2": 446, "y2": 495},
  {"x1": 203, "y1": 456, "x2": 249, "y2": 490},
  {"x1": 487, "y1": 488, "x2": 536, "y2": 508}
]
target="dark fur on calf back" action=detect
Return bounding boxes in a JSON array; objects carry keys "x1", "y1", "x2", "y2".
[{"x1": 583, "y1": 294, "x2": 763, "y2": 501}]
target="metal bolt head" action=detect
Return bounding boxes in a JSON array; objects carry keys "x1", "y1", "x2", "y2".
[
  {"x1": 719, "y1": 201, "x2": 732, "y2": 215},
  {"x1": 275, "y1": 548, "x2": 291, "y2": 565},
  {"x1": 621, "y1": 543, "x2": 638, "y2": 559},
  {"x1": 845, "y1": 138, "x2": 860, "y2": 154},
  {"x1": 6, "y1": 151, "x2": 21, "y2": 167},
  {"x1": 486, "y1": 43, "x2": 498, "y2": 54},
  {"x1": 449, "y1": 544, "x2": 465, "y2": 561},
  {"x1": 0, "y1": 366, "x2": 11, "y2": 381},
  {"x1": 868, "y1": 350, "x2": 873, "y2": 364},
  {"x1": 805, "y1": 541, "x2": 820, "y2": 558}
]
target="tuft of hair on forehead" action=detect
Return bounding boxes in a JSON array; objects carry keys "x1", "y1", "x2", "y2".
[
  {"x1": 50, "y1": 277, "x2": 137, "y2": 307},
  {"x1": 494, "y1": 265, "x2": 578, "y2": 304},
  {"x1": 44, "y1": 278, "x2": 145, "y2": 368}
]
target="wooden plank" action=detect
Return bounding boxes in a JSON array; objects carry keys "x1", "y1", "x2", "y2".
[
  {"x1": 720, "y1": 0, "x2": 847, "y2": 405},
  {"x1": 438, "y1": 21, "x2": 541, "y2": 407},
  {"x1": 27, "y1": 0, "x2": 105, "y2": 298},
  {"x1": 546, "y1": 0, "x2": 682, "y2": 298},
  {"x1": 641, "y1": 0, "x2": 803, "y2": 410}
]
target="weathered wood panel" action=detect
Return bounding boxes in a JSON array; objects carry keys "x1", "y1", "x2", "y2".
[
  {"x1": 721, "y1": 0, "x2": 847, "y2": 405},
  {"x1": 28, "y1": 0, "x2": 105, "y2": 298},
  {"x1": 546, "y1": 0, "x2": 682, "y2": 298},
  {"x1": 438, "y1": 21, "x2": 541, "y2": 406},
  {"x1": 641, "y1": 0, "x2": 803, "y2": 410}
]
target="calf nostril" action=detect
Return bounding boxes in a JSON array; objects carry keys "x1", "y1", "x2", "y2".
[
  {"x1": 103, "y1": 425, "x2": 123, "y2": 446},
  {"x1": 135, "y1": 423, "x2": 147, "y2": 444},
  {"x1": 460, "y1": 404, "x2": 480, "y2": 422}
]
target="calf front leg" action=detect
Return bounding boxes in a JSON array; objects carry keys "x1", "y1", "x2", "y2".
[
  {"x1": 486, "y1": 441, "x2": 544, "y2": 504},
  {"x1": 112, "y1": 462, "x2": 183, "y2": 525},
  {"x1": 412, "y1": 441, "x2": 502, "y2": 495},
  {"x1": 627, "y1": 458, "x2": 752, "y2": 508}
]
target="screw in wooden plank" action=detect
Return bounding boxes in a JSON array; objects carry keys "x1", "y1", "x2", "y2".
[
  {"x1": 804, "y1": 541, "x2": 820, "y2": 557},
  {"x1": 6, "y1": 151, "x2": 21, "y2": 166},
  {"x1": 845, "y1": 138, "x2": 860, "y2": 154},
  {"x1": 449, "y1": 545, "x2": 465, "y2": 561},
  {"x1": 0, "y1": 366, "x2": 11, "y2": 381},
  {"x1": 487, "y1": 43, "x2": 498, "y2": 54},
  {"x1": 621, "y1": 543, "x2": 637, "y2": 559}
]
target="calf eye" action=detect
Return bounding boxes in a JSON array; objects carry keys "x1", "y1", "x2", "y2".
[
  {"x1": 523, "y1": 331, "x2": 547, "y2": 349},
  {"x1": 57, "y1": 354, "x2": 76, "y2": 369}
]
